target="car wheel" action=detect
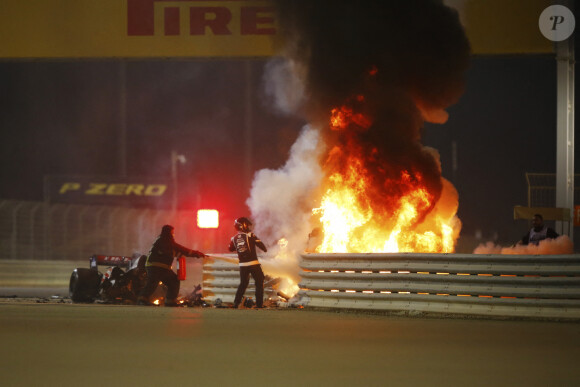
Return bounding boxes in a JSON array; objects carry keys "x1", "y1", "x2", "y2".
[{"x1": 69, "y1": 268, "x2": 101, "y2": 303}]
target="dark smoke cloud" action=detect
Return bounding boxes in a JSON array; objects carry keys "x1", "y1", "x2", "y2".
[
  {"x1": 273, "y1": 0, "x2": 470, "y2": 227},
  {"x1": 274, "y1": 0, "x2": 470, "y2": 121}
]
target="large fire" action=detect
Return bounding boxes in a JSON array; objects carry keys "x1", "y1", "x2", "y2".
[
  {"x1": 312, "y1": 99, "x2": 460, "y2": 254},
  {"x1": 249, "y1": 1, "x2": 469, "y2": 301}
]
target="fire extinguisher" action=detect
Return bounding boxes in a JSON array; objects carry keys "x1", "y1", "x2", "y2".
[{"x1": 177, "y1": 256, "x2": 186, "y2": 281}]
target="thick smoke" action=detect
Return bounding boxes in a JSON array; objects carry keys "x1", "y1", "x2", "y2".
[
  {"x1": 473, "y1": 236, "x2": 574, "y2": 255},
  {"x1": 247, "y1": 126, "x2": 324, "y2": 287},
  {"x1": 248, "y1": 126, "x2": 323, "y2": 244},
  {"x1": 273, "y1": 0, "x2": 470, "y2": 124},
  {"x1": 270, "y1": 0, "x2": 470, "y2": 237},
  {"x1": 248, "y1": 0, "x2": 469, "y2": 285}
]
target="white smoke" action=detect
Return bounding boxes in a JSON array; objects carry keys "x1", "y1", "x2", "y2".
[
  {"x1": 247, "y1": 125, "x2": 324, "y2": 292},
  {"x1": 473, "y1": 235, "x2": 573, "y2": 255},
  {"x1": 262, "y1": 57, "x2": 306, "y2": 115}
]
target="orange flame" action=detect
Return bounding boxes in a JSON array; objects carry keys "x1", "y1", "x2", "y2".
[
  {"x1": 312, "y1": 98, "x2": 460, "y2": 253},
  {"x1": 330, "y1": 102, "x2": 372, "y2": 132}
]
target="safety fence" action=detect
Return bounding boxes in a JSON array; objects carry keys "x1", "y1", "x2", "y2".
[
  {"x1": 201, "y1": 252, "x2": 580, "y2": 318},
  {"x1": 298, "y1": 253, "x2": 580, "y2": 319},
  {"x1": 0, "y1": 199, "x2": 228, "y2": 261}
]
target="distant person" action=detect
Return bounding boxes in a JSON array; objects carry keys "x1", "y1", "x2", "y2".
[
  {"x1": 228, "y1": 217, "x2": 267, "y2": 309},
  {"x1": 519, "y1": 214, "x2": 559, "y2": 246},
  {"x1": 138, "y1": 225, "x2": 206, "y2": 306}
]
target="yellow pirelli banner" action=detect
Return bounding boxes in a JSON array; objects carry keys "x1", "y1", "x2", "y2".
[
  {"x1": 0, "y1": 0, "x2": 554, "y2": 59},
  {"x1": 0, "y1": 0, "x2": 280, "y2": 58},
  {"x1": 457, "y1": 0, "x2": 554, "y2": 55}
]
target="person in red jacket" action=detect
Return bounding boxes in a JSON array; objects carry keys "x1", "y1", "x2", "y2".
[
  {"x1": 228, "y1": 217, "x2": 267, "y2": 308},
  {"x1": 138, "y1": 224, "x2": 205, "y2": 306}
]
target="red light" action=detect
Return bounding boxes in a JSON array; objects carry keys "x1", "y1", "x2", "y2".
[{"x1": 197, "y1": 209, "x2": 219, "y2": 228}]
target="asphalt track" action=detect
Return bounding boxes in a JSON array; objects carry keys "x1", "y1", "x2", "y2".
[
  {"x1": 1, "y1": 296, "x2": 580, "y2": 387},
  {"x1": 1, "y1": 260, "x2": 580, "y2": 386}
]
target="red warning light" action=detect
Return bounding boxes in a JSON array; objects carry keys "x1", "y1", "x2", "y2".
[{"x1": 197, "y1": 209, "x2": 219, "y2": 229}]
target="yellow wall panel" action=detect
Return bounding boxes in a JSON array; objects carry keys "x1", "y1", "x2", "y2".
[
  {"x1": 0, "y1": 0, "x2": 279, "y2": 58},
  {"x1": 0, "y1": 0, "x2": 558, "y2": 58}
]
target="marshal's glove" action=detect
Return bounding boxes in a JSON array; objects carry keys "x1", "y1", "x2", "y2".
[{"x1": 189, "y1": 250, "x2": 206, "y2": 258}]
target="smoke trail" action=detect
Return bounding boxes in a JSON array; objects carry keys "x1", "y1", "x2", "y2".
[{"x1": 262, "y1": 57, "x2": 306, "y2": 115}]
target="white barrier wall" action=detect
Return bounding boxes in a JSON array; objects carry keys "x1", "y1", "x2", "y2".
[{"x1": 298, "y1": 253, "x2": 580, "y2": 319}]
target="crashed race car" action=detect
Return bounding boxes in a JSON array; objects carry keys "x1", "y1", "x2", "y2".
[
  {"x1": 69, "y1": 254, "x2": 146, "y2": 304},
  {"x1": 69, "y1": 254, "x2": 206, "y2": 305}
]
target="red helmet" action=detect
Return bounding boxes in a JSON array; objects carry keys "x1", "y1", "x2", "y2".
[{"x1": 234, "y1": 217, "x2": 253, "y2": 232}]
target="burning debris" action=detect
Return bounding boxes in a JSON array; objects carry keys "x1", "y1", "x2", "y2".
[{"x1": 250, "y1": 0, "x2": 470, "y2": 296}]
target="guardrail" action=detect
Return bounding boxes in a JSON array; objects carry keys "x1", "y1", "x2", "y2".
[
  {"x1": 202, "y1": 254, "x2": 280, "y2": 304},
  {"x1": 298, "y1": 253, "x2": 580, "y2": 319}
]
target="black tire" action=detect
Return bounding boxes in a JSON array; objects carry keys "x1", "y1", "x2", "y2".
[{"x1": 69, "y1": 268, "x2": 102, "y2": 303}]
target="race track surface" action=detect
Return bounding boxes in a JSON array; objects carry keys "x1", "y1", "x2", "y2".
[{"x1": 1, "y1": 296, "x2": 580, "y2": 387}]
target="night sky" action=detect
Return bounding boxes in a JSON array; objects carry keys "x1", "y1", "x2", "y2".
[
  {"x1": 0, "y1": 16, "x2": 577, "y2": 252},
  {"x1": 423, "y1": 54, "x2": 563, "y2": 246}
]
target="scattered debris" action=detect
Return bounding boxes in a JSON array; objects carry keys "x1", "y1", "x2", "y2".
[
  {"x1": 243, "y1": 297, "x2": 255, "y2": 308},
  {"x1": 180, "y1": 284, "x2": 210, "y2": 307},
  {"x1": 213, "y1": 298, "x2": 227, "y2": 308}
]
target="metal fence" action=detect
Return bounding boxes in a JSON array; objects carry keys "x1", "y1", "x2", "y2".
[
  {"x1": 298, "y1": 253, "x2": 580, "y2": 319},
  {"x1": 526, "y1": 173, "x2": 580, "y2": 207},
  {"x1": 200, "y1": 252, "x2": 580, "y2": 318},
  {"x1": 0, "y1": 199, "x2": 228, "y2": 261}
]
